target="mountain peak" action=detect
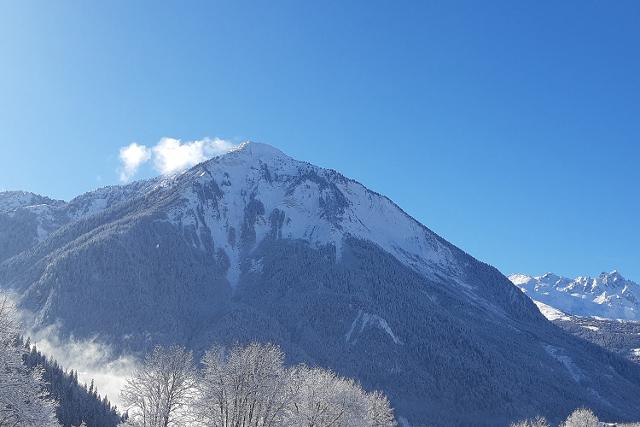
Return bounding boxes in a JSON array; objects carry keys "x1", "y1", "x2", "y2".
[
  {"x1": 0, "y1": 190, "x2": 64, "y2": 213},
  {"x1": 5, "y1": 143, "x2": 640, "y2": 424},
  {"x1": 226, "y1": 141, "x2": 290, "y2": 162},
  {"x1": 236, "y1": 141, "x2": 285, "y2": 155},
  {"x1": 510, "y1": 270, "x2": 640, "y2": 320},
  {"x1": 600, "y1": 270, "x2": 623, "y2": 280},
  {"x1": 507, "y1": 273, "x2": 534, "y2": 285},
  {"x1": 540, "y1": 272, "x2": 562, "y2": 282}
]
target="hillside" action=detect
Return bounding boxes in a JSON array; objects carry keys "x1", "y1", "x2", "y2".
[{"x1": 2, "y1": 143, "x2": 640, "y2": 426}]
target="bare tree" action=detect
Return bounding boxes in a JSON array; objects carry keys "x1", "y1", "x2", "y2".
[
  {"x1": 0, "y1": 297, "x2": 58, "y2": 427},
  {"x1": 196, "y1": 343, "x2": 396, "y2": 427},
  {"x1": 196, "y1": 343, "x2": 294, "y2": 427},
  {"x1": 561, "y1": 408, "x2": 599, "y2": 427},
  {"x1": 123, "y1": 342, "x2": 395, "y2": 427},
  {"x1": 121, "y1": 345, "x2": 197, "y2": 427},
  {"x1": 285, "y1": 366, "x2": 380, "y2": 427}
]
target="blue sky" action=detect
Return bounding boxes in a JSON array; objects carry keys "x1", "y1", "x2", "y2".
[{"x1": 1, "y1": 1, "x2": 638, "y2": 280}]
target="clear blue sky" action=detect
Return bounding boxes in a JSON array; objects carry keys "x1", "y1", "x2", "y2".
[{"x1": 1, "y1": 1, "x2": 638, "y2": 280}]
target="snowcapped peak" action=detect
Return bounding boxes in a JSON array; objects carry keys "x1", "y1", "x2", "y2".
[
  {"x1": 210, "y1": 141, "x2": 292, "y2": 166},
  {"x1": 159, "y1": 142, "x2": 464, "y2": 288},
  {"x1": 593, "y1": 270, "x2": 627, "y2": 288},
  {"x1": 510, "y1": 270, "x2": 640, "y2": 320},
  {"x1": 508, "y1": 274, "x2": 534, "y2": 286},
  {"x1": 540, "y1": 272, "x2": 561, "y2": 282},
  {"x1": 196, "y1": 141, "x2": 299, "y2": 179},
  {"x1": 601, "y1": 270, "x2": 623, "y2": 280},
  {"x1": 233, "y1": 141, "x2": 287, "y2": 157},
  {"x1": 0, "y1": 191, "x2": 64, "y2": 213}
]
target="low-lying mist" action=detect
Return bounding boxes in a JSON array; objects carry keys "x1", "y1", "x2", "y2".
[{"x1": 26, "y1": 323, "x2": 137, "y2": 409}]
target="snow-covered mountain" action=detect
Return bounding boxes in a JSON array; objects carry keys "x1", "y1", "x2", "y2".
[
  {"x1": 2, "y1": 142, "x2": 640, "y2": 425},
  {"x1": 510, "y1": 271, "x2": 640, "y2": 320},
  {"x1": 0, "y1": 182, "x2": 159, "y2": 263}
]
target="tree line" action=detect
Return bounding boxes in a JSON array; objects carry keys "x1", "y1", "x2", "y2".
[
  {"x1": 1, "y1": 292, "x2": 395, "y2": 427},
  {"x1": 120, "y1": 343, "x2": 396, "y2": 427},
  {"x1": 512, "y1": 407, "x2": 640, "y2": 427}
]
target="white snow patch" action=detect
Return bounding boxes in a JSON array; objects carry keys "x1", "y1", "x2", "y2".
[
  {"x1": 346, "y1": 310, "x2": 403, "y2": 345},
  {"x1": 533, "y1": 300, "x2": 571, "y2": 321},
  {"x1": 509, "y1": 274, "x2": 534, "y2": 286}
]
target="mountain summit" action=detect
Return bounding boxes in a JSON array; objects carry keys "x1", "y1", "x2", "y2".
[
  {"x1": 2, "y1": 144, "x2": 640, "y2": 425},
  {"x1": 510, "y1": 271, "x2": 640, "y2": 320}
]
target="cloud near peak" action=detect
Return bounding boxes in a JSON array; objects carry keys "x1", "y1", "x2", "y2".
[
  {"x1": 119, "y1": 143, "x2": 151, "y2": 182},
  {"x1": 118, "y1": 137, "x2": 238, "y2": 182}
]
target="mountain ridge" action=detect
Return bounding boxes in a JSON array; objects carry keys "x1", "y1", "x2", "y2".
[
  {"x1": 510, "y1": 271, "x2": 640, "y2": 320},
  {"x1": 2, "y1": 143, "x2": 640, "y2": 425}
]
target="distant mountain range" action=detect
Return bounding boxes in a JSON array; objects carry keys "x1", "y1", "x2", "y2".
[
  {"x1": 510, "y1": 271, "x2": 640, "y2": 320},
  {"x1": 509, "y1": 272, "x2": 640, "y2": 368},
  {"x1": 2, "y1": 143, "x2": 640, "y2": 426}
]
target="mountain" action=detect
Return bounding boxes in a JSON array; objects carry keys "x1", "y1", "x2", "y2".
[
  {"x1": 2, "y1": 142, "x2": 640, "y2": 425},
  {"x1": 0, "y1": 183, "x2": 155, "y2": 264},
  {"x1": 510, "y1": 271, "x2": 640, "y2": 320},
  {"x1": 509, "y1": 273, "x2": 640, "y2": 366}
]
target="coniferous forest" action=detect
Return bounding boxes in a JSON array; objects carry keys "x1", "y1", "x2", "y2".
[{"x1": 17, "y1": 336, "x2": 124, "y2": 427}]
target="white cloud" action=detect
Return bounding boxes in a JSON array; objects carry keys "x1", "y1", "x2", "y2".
[
  {"x1": 152, "y1": 137, "x2": 236, "y2": 175},
  {"x1": 117, "y1": 137, "x2": 238, "y2": 181},
  {"x1": 118, "y1": 143, "x2": 151, "y2": 182}
]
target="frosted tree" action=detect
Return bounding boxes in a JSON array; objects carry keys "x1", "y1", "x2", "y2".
[
  {"x1": 560, "y1": 408, "x2": 599, "y2": 427},
  {"x1": 196, "y1": 343, "x2": 294, "y2": 427},
  {"x1": 121, "y1": 345, "x2": 197, "y2": 427},
  {"x1": 284, "y1": 366, "x2": 389, "y2": 427},
  {"x1": 510, "y1": 416, "x2": 549, "y2": 427},
  {"x1": 0, "y1": 297, "x2": 58, "y2": 427},
  {"x1": 196, "y1": 342, "x2": 395, "y2": 427},
  {"x1": 364, "y1": 390, "x2": 396, "y2": 427}
]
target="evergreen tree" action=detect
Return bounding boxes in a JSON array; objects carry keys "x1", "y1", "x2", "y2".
[{"x1": 18, "y1": 337, "x2": 124, "y2": 427}]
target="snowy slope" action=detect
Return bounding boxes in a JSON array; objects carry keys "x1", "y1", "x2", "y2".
[
  {"x1": 510, "y1": 271, "x2": 640, "y2": 320},
  {"x1": 3, "y1": 143, "x2": 640, "y2": 425},
  {"x1": 163, "y1": 142, "x2": 462, "y2": 287},
  {"x1": 0, "y1": 191, "x2": 65, "y2": 213},
  {"x1": 0, "y1": 179, "x2": 161, "y2": 261}
]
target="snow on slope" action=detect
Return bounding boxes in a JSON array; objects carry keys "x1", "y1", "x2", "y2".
[
  {"x1": 1, "y1": 143, "x2": 463, "y2": 289},
  {"x1": 0, "y1": 179, "x2": 163, "y2": 250},
  {"x1": 0, "y1": 191, "x2": 62, "y2": 213},
  {"x1": 165, "y1": 142, "x2": 463, "y2": 287},
  {"x1": 6, "y1": 142, "x2": 640, "y2": 425},
  {"x1": 532, "y1": 300, "x2": 571, "y2": 321},
  {"x1": 510, "y1": 271, "x2": 640, "y2": 320}
]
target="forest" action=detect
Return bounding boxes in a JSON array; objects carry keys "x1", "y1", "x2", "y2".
[{"x1": 0, "y1": 295, "x2": 395, "y2": 427}]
